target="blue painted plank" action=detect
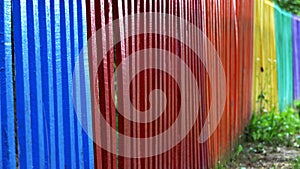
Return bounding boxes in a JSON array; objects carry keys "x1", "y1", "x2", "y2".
[
  {"x1": 77, "y1": 0, "x2": 95, "y2": 168},
  {"x1": 64, "y1": 0, "x2": 77, "y2": 167},
  {"x1": 38, "y1": 0, "x2": 54, "y2": 168},
  {"x1": 42, "y1": 0, "x2": 57, "y2": 168},
  {"x1": 60, "y1": 0, "x2": 76, "y2": 168},
  {"x1": 1, "y1": 0, "x2": 4, "y2": 168},
  {"x1": 32, "y1": 0, "x2": 46, "y2": 167},
  {"x1": 13, "y1": 0, "x2": 34, "y2": 168},
  {"x1": 59, "y1": 0, "x2": 71, "y2": 168},
  {"x1": 26, "y1": 0, "x2": 46, "y2": 168},
  {"x1": 70, "y1": 0, "x2": 85, "y2": 168},
  {"x1": 52, "y1": 0, "x2": 65, "y2": 168},
  {"x1": 81, "y1": 0, "x2": 95, "y2": 167},
  {"x1": 0, "y1": 0, "x2": 16, "y2": 168},
  {"x1": 77, "y1": 0, "x2": 89, "y2": 167},
  {"x1": 45, "y1": 0, "x2": 57, "y2": 168},
  {"x1": 26, "y1": 0, "x2": 39, "y2": 167},
  {"x1": 76, "y1": 0, "x2": 85, "y2": 166},
  {"x1": 25, "y1": 1, "x2": 37, "y2": 168}
]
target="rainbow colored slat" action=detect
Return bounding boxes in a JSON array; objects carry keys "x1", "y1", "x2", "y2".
[{"x1": 293, "y1": 16, "x2": 300, "y2": 101}]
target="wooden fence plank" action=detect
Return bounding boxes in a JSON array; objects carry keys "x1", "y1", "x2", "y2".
[
  {"x1": 292, "y1": 16, "x2": 300, "y2": 101},
  {"x1": 0, "y1": 0, "x2": 16, "y2": 168},
  {"x1": 274, "y1": 5, "x2": 294, "y2": 111},
  {"x1": 253, "y1": 0, "x2": 278, "y2": 112}
]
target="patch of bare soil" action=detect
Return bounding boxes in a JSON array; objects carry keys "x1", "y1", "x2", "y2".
[{"x1": 226, "y1": 143, "x2": 300, "y2": 169}]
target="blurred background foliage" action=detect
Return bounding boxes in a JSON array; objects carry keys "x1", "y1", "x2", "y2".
[{"x1": 274, "y1": 0, "x2": 300, "y2": 16}]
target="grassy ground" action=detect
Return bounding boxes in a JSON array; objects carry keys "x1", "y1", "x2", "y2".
[
  {"x1": 215, "y1": 102, "x2": 300, "y2": 169},
  {"x1": 216, "y1": 140, "x2": 300, "y2": 169}
]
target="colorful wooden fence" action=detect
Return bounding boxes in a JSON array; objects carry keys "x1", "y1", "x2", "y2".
[
  {"x1": 1, "y1": 0, "x2": 254, "y2": 168},
  {"x1": 85, "y1": 0, "x2": 254, "y2": 168},
  {"x1": 253, "y1": 0, "x2": 300, "y2": 113}
]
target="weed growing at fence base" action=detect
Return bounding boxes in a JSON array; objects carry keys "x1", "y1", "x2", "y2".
[
  {"x1": 244, "y1": 103, "x2": 300, "y2": 147},
  {"x1": 214, "y1": 101, "x2": 300, "y2": 169}
]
